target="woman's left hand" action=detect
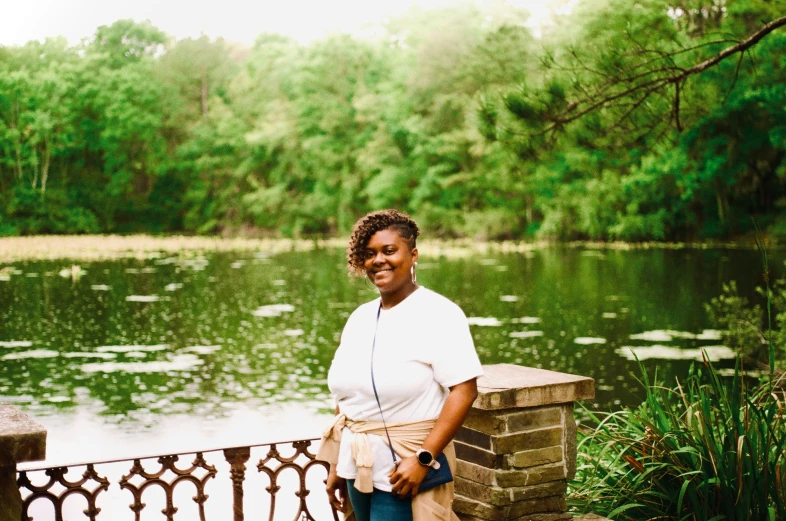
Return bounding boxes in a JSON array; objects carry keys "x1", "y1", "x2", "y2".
[{"x1": 389, "y1": 455, "x2": 429, "y2": 498}]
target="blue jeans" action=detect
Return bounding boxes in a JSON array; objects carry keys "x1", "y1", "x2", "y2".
[{"x1": 346, "y1": 479, "x2": 413, "y2": 521}]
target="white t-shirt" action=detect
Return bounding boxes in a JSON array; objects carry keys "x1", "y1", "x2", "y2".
[{"x1": 327, "y1": 287, "x2": 483, "y2": 491}]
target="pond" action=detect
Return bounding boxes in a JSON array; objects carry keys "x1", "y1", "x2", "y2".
[{"x1": 0, "y1": 244, "x2": 778, "y2": 466}]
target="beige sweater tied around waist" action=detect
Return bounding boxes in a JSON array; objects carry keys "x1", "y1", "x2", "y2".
[{"x1": 317, "y1": 413, "x2": 459, "y2": 521}]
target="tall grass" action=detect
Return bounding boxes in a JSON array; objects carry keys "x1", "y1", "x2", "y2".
[
  {"x1": 570, "y1": 356, "x2": 786, "y2": 520},
  {"x1": 752, "y1": 226, "x2": 776, "y2": 384}
]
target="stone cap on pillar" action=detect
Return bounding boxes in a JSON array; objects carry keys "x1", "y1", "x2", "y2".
[
  {"x1": 0, "y1": 404, "x2": 46, "y2": 467},
  {"x1": 474, "y1": 364, "x2": 595, "y2": 410}
]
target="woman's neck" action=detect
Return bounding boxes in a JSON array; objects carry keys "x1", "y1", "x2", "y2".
[{"x1": 379, "y1": 283, "x2": 419, "y2": 310}]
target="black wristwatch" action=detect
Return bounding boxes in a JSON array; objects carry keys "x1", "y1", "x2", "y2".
[{"x1": 415, "y1": 448, "x2": 441, "y2": 469}]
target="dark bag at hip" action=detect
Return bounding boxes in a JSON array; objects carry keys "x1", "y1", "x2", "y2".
[{"x1": 418, "y1": 452, "x2": 453, "y2": 492}]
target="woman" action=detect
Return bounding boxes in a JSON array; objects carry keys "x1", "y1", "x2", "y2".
[{"x1": 317, "y1": 209, "x2": 482, "y2": 521}]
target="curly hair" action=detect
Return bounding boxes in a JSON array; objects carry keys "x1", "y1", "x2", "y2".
[{"x1": 347, "y1": 209, "x2": 419, "y2": 275}]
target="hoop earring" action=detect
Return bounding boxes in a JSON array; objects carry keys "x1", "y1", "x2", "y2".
[{"x1": 411, "y1": 263, "x2": 417, "y2": 284}]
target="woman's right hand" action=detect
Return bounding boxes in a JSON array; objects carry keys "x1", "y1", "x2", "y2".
[{"x1": 326, "y1": 464, "x2": 348, "y2": 513}]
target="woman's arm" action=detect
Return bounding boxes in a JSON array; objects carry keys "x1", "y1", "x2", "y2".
[
  {"x1": 326, "y1": 404, "x2": 348, "y2": 512},
  {"x1": 388, "y1": 378, "x2": 478, "y2": 497},
  {"x1": 326, "y1": 465, "x2": 348, "y2": 512}
]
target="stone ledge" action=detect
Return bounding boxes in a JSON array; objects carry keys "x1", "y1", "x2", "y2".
[
  {"x1": 507, "y1": 446, "x2": 564, "y2": 468},
  {"x1": 0, "y1": 404, "x2": 47, "y2": 467},
  {"x1": 457, "y1": 459, "x2": 570, "y2": 489},
  {"x1": 463, "y1": 405, "x2": 564, "y2": 435},
  {"x1": 457, "y1": 425, "x2": 565, "y2": 454},
  {"x1": 455, "y1": 477, "x2": 568, "y2": 506},
  {"x1": 493, "y1": 426, "x2": 564, "y2": 454},
  {"x1": 454, "y1": 493, "x2": 566, "y2": 519},
  {"x1": 459, "y1": 513, "x2": 573, "y2": 521},
  {"x1": 455, "y1": 441, "x2": 503, "y2": 469},
  {"x1": 515, "y1": 514, "x2": 573, "y2": 521},
  {"x1": 503, "y1": 463, "x2": 567, "y2": 489},
  {"x1": 475, "y1": 365, "x2": 595, "y2": 410}
]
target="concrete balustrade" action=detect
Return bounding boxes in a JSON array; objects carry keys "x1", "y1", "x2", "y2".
[
  {"x1": 0, "y1": 404, "x2": 47, "y2": 521},
  {"x1": 453, "y1": 364, "x2": 595, "y2": 521}
]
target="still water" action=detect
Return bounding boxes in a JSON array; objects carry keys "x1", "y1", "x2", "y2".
[{"x1": 0, "y1": 245, "x2": 776, "y2": 466}]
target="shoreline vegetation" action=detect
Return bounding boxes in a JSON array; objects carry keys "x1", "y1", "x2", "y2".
[{"x1": 0, "y1": 234, "x2": 779, "y2": 263}]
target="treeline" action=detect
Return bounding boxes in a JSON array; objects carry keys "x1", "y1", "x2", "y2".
[{"x1": 1, "y1": 0, "x2": 784, "y2": 240}]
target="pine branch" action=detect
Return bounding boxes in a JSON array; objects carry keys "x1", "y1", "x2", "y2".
[{"x1": 542, "y1": 15, "x2": 786, "y2": 132}]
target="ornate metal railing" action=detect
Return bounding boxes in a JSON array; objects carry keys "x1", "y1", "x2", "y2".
[{"x1": 17, "y1": 438, "x2": 338, "y2": 521}]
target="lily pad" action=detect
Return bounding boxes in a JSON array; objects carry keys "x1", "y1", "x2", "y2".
[
  {"x1": 574, "y1": 337, "x2": 607, "y2": 345},
  {"x1": 0, "y1": 340, "x2": 33, "y2": 348},
  {"x1": 617, "y1": 345, "x2": 736, "y2": 361},
  {"x1": 253, "y1": 304, "x2": 295, "y2": 317},
  {"x1": 2, "y1": 349, "x2": 59, "y2": 360},
  {"x1": 509, "y1": 331, "x2": 544, "y2": 339},
  {"x1": 126, "y1": 295, "x2": 160, "y2": 302},
  {"x1": 468, "y1": 317, "x2": 502, "y2": 327}
]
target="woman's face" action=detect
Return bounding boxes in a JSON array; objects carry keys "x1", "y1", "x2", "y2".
[{"x1": 363, "y1": 228, "x2": 418, "y2": 295}]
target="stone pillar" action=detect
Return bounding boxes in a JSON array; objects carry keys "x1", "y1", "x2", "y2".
[
  {"x1": 453, "y1": 364, "x2": 594, "y2": 521},
  {"x1": 0, "y1": 404, "x2": 47, "y2": 521}
]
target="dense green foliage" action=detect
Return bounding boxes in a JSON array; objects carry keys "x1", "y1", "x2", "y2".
[
  {"x1": 1, "y1": 1, "x2": 784, "y2": 239},
  {"x1": 570, "y1": 359, "x2": 786, "y2": 520}
]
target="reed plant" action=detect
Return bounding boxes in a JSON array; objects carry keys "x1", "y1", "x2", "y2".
[{"x1": 570, "y1": 356, "x2": 786, "y2": 520}]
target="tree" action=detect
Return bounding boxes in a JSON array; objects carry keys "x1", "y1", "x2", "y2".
[
  {"x1": 156, "y1": 36, "x2": 237, "y2": 120},
  {"x1": 90, "y1": 19, "x2": 168, "y2": 69},
  {"x1": 483, "y1": 0, "x2": 786, "y2": 239}
]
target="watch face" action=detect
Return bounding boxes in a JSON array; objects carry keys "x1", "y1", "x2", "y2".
[{"x1": 417, "y1": 450, "x2": 433, "y2": 466}]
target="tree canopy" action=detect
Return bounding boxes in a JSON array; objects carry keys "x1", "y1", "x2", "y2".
[{"x1": 0, "y1": 1, "x2": 784, "y2": 240}]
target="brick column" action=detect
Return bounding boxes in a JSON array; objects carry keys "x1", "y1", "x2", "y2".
[
  {"x1": 453, "y1": 364, "x2": 594, "y2": 521},
  {"x1": 0, "y1": 404, "x2": 47, "y2": 521}
]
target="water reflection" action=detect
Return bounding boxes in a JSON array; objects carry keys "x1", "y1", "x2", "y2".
[{"x1": 0, "y1": 246, "x2": 780, "y2": 463}]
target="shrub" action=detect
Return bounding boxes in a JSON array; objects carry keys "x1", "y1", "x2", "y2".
[
  {"x1": 4, "y1": 186, "x2": 100, "y2": 234},
  {"x1": 704, "y1": 281, "x2": 767, "y2": 361}
]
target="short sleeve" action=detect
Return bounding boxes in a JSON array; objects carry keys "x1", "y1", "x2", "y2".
[{"x1": 430, "y1": 304, "x2": 483, "y2": 389}]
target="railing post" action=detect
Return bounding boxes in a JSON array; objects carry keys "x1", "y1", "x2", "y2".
[
  {"x1": 224, "y1": 447, "x2": 251, "y2": 521},
  {"x1": 453, "y1": 364, "x2": 594, "y2": 521},
  {"x1": 0, "y1": 404, "x2": 47, "y2": 521}
]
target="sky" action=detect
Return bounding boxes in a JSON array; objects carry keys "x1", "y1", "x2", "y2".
[{"x1": 0, "y1": 0, "x2": 566, "y2": 47}]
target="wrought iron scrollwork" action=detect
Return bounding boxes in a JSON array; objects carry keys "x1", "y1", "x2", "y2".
[
  {"x1": 118, "y1": 453, "x2": 217, "y2": 521},
  {"x1": 256, "y1": 440, "x2": 337, "y2": 521},
  {"x1": 17, "y1": 464, "x2": 109, "y2": 521},
  {"x1": 18, "y1": 438, "x2": 338, "y2": 520}
]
